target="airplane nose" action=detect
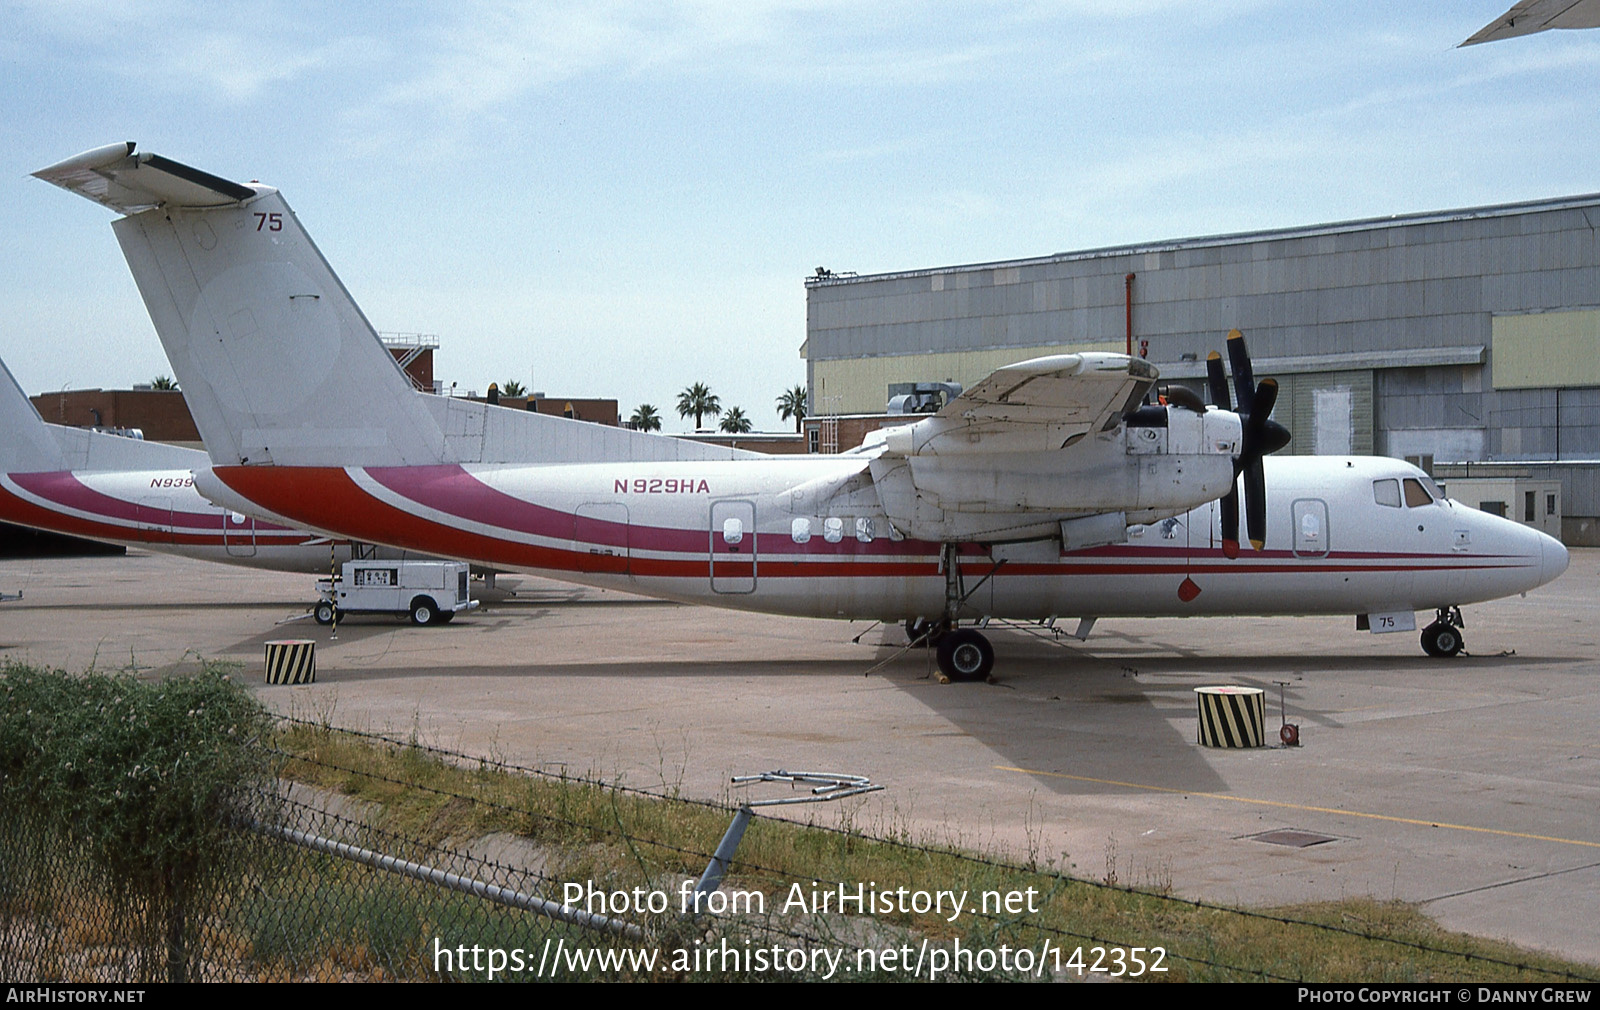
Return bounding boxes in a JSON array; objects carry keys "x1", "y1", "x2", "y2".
[{"x1": 1539, "y1": 532, "x2": 1570, "y2": 586}]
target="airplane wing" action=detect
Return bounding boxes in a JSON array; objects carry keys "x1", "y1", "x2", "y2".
[
  {"x1": 883, "y1": 353, "x2": 1156, "y2": 457},
  {"x1": 32, "y1": 142, "x2": 258, "y2": 214},
  {"x1": 1461, "y1": 0, "x2": 1600, "y2": 45},
  {"x1": 936, "y1": 352, "x2": 1154, "y2": 444}
]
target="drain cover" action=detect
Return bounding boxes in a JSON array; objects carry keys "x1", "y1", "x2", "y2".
[{"x1": 1247, "y1": 829, "x2": 1337, "y2": 848}]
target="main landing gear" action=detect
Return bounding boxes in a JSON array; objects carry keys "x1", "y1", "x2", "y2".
[
  {"x1": 1420, "y1": 606, "x2": 1465, "y2": 658},
  {"x1": 936, "y1": 628, "x2": 995, "y2": 682},
  {"x1": 906, "y1": 544, "x2": 1001, "y2": 683},
  {"x1": 907, "y1": 619, "x2": 995, "y2": 682}
]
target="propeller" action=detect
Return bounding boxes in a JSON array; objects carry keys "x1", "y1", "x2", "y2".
[{"x1": 1205, "y1": 329, "x2": 1291, "y2": 558}]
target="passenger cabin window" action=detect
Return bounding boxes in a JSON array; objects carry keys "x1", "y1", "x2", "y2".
[
  {"x1": 1403, "y1": 478, "x2": 1434, "y2": 508},
  {"x1": 790, "y1": 518, "x2": 811, "y2": 544},
  {"x1": 855, "y1": 517, "x2": 874, "y2": 542},
  {"x1": 1300, "y1": 511, "x2": 1322, "y2": 543},
  {"x1": 721, "y1": 517, "x2": 744, "y2": 545},
  {"x1": 823, "y1": 517, "x2": 844, "y2": 543},
  {"x1": 1373, "y1": 479, "x2": 1401, "y2": 508}
]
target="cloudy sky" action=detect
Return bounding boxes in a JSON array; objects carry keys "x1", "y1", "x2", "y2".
[{"x1": 1, "y1": 2, "x2": 1595, "y2": 432}]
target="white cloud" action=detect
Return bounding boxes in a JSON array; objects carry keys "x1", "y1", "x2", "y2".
[{"x1": 5, "y1": 0, "x2": 379, "y2": 102}]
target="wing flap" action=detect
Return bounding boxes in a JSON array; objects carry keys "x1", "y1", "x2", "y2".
[{"x1": 33, "y1": 143, "x2": 258, "y2": 214}]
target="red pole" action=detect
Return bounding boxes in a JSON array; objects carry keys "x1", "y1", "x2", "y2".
[{"x1": 1124, "y1": 272, "x2": 1136, "y2": 356}]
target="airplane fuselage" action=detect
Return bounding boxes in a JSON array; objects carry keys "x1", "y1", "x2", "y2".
[
  {"x1": 198, "y1": 454, "x2": 1567, "y2": 624},
  {"x1": 0, "y1": 467, "x2": 380, "y2": 573}
]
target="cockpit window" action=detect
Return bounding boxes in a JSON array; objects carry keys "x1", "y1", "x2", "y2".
[
  {"x1": 1419, "y1": 474, "x2": 1443, "y2": 501},
  {"x1": 1403, "y1": 478, "x2": 1435, "y2": 508},
  {"x1": 1373, "y1": 479, "x2": 1401, "y2": 508}
]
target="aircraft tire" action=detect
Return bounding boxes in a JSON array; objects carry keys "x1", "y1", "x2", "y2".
[
  {"x1": 1420, "y1": 621, "x2": 1463, "y2": 658},
  {"x1": 409, "y1": 597, "x2": 438, "y2": 626},
  {"x1": 937, "y1": 629, "x2": 994, "y2": 682},
  {"x1": 314, "y1": 602, "x2": 335, "y2": 626}
]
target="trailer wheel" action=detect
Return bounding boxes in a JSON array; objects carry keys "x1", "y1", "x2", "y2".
[
  {"x1": 314, "y1": 602, "x2": 336, "y2": 626},
  {"x1": 409, "y1": 597, "x2": 437, "y2": 626}
]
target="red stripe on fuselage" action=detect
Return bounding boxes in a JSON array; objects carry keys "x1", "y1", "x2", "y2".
[{"x1": 211, "y1": 465, "x2": 1530, "y2": 583}]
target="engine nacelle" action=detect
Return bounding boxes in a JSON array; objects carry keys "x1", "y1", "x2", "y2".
[{"x1": 867, "y1": 404, "x2": 1242, "y2": 544}]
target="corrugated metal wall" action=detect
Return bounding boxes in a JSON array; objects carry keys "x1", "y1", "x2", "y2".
[{"x1": 805, "y1": 196, "x2": 1600, "y2": 527}]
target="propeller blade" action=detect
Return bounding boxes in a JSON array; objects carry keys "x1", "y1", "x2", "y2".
[
  {"x1": 1220, "y1": 486, "x2": 1240, "y2": 559},
  {"x1": 1251, "y1": 376, "x2": 1279, "y2": 424},
  {"x1": 1240, "y1": 377, "x2": 1279, "y2": 457},
  {"x1": 1226, "y1": 329, "x2": 1256, "y2": 415},
  {"x1": 1205, "y1": 351, "x2": 1231, "y2": 410},
  {"x1": 1215, "y1": 333, "x2": 1285, "y2": 555},
  {"x1": 1244, "y1": 455, "x2": 1266, "y2": 550}
]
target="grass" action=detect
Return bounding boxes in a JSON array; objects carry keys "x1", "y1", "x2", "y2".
[{"x1": 273, "y1": 720, "x2": 1600, "y2": 983}]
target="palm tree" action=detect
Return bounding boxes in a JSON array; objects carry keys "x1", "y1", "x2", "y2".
[
  {"x1": 150, "y1": 375, "x2": 178, "y2": 391},
  {"x1": 719, "y1": 407, "x2": 752, "y2": 434},
  {"x1": 630, "y1": 404, "x2": 662, "y2": 432},
  {"x1": 676, "y1": 383, "x2": 722, "y2": 430},
  {"x1": 501, "y1": 379, "x2": 527, "y2": 398},
  {"x1": 776, "y1": 385, "x2": 807, "y2": 432}
]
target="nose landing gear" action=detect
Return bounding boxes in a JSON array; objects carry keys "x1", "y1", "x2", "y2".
[{"x1": 1421, "y1": 606, "x2": 1465, "y2": 658}]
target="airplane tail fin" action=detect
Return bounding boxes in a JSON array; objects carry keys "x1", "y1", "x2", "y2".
[
  {"x1": 35, "y1": 144, "x2": 752, "y2": 468},
  {"x1": 0, "y1": 355, "x2": 207, "y2": 473},
  {"x1": 35, "y1": 143, "x2": 447, "y2": 468},
  {"x1": 0, "y1": 359, "x2": 68, "y2": 473}
]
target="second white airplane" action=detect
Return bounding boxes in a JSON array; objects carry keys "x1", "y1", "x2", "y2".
[{"x1": 34, "y1": 144, "x2": 1570, "y2": 679}]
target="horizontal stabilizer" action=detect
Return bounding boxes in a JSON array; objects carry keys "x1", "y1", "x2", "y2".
[
  {"x1": 33, "y1": 143, "x2": 259, "y2": 214},
  {"x1": 1461, "y1": 0, "x2": 1600, "y2": 45}
]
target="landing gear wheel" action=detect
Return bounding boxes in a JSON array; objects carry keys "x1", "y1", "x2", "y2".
[
  {"x1": 906, "y1": 617, "x2": 944, "y2": 647},
  {"x1": 313, "y1": 602, "x2": 336, "y2": 626},
  {"x1": 936, "y1": 629, "x2": 994, "y2": 682},
  {"x1": 409, "y1": 597, "x2": 437, "y2": 626},
  {"x1": 1420, "y1": 621, "x2": 1463, "y2": 658}
]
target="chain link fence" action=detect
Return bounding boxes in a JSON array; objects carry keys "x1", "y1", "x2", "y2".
[{"x1": 4, "y1": 663, "x2": 1597, "y2": 983}]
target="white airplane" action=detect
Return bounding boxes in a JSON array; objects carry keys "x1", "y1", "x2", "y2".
[
  {"x1": 0, "y1": 353, "x2": 405, "y2": 573},
  {"x1": 34, "y1": 144, "x2": 1570, "y2": 677}
]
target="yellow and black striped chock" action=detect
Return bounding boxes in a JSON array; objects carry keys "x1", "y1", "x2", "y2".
[
  {"x1": 264, "y1": 639, "x2": 317, "y2": 685},
  {"x1": 1194, "y1": 686, "x2": 1265, "y2": 748}
]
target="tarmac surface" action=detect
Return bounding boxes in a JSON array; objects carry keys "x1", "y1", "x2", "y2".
[{"x1": 2, "y1": 548, "x2": 1596, "y2": 966}]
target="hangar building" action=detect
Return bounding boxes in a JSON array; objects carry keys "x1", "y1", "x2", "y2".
[{"x1": 804, "y1": 194, "x2": 1600, "y2": 544}]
